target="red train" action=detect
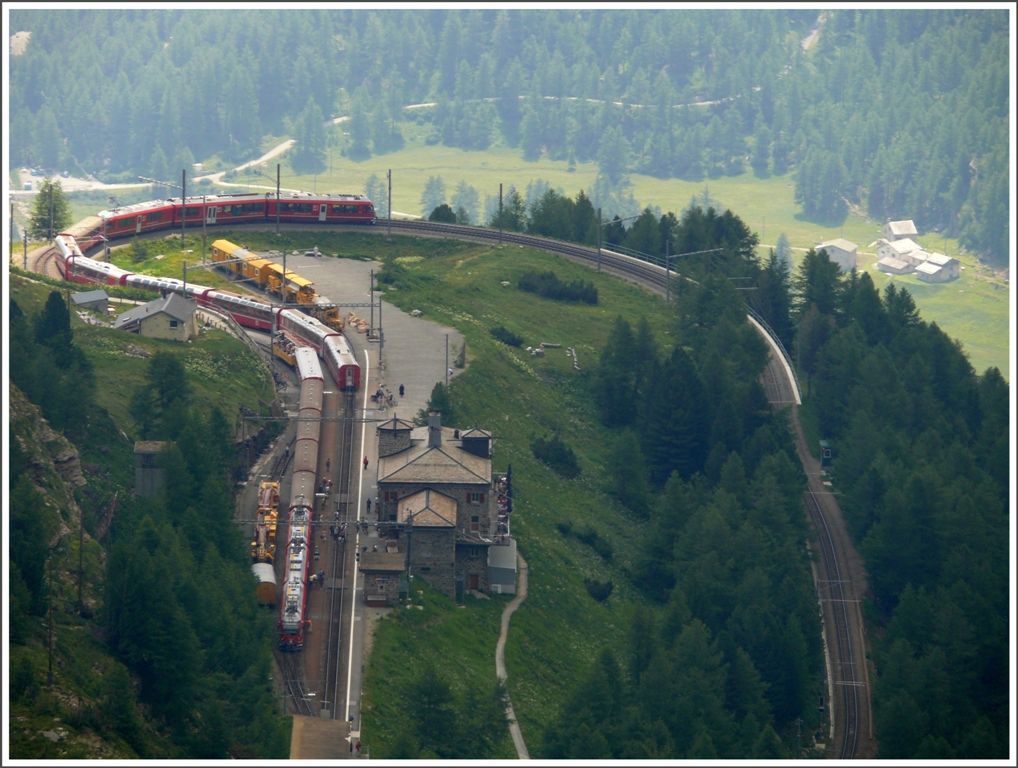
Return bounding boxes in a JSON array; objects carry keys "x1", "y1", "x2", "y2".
[{"x1": 92, "y1": 191, "x2": 375, "y2": 246}]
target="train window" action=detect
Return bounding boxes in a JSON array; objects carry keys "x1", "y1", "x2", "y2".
[
  {"x1": 241, "y1": 203, "x2": 264, "y2": 213},
  {"x1": 120, "y1": 216, "x2": 136, "y2": 228},
  {"x1": 185, "y1": 207, "x2": 200, "y2": 216},
  {"x1": 146, "y1": 211, "x2": 163, "y2": 222},
  {"x1": 331, "y1": 204, "x2": 359, "y2": 213},
  {"x1": 231, "y1": 205, "x2": 243, "y2": 216}
]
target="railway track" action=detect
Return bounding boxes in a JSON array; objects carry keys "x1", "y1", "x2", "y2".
[
  {"x1": 321, "y1": 391, "x2": 357, "y2": 719},
  {"x1": 805, "y1": 489, "x2": 859, "y2": 759},
  {"x1": 274, "y1": 647, "x2": 315, "y2": 717}
]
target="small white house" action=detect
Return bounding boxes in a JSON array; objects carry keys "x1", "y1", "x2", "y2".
[
  {"x1": 877, "y1": 237, "x2": 921, "y2": 264},
  {"x1": 883, "y1": 220, "x2": 918, "y2": 241},
  {"x1": 877, "y1": 256, "x2": 912, "y2": 275},
  {"x1": 916, "y1": 253, "x2": 960, "y2": 283},
  {"x1": 817, "y1": 239, "x2": 858, "y2": 272}
]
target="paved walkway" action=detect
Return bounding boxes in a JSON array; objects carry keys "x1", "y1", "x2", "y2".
[{"x1": 495, "y1": 554, "x2": 530, "y2": 760}]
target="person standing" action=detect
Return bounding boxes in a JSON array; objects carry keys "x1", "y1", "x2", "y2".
[
  {"x1": 399, "y1": 383, "x2": 404, "y2": 397},
  {"x1": 366, "y1": 498, "x2": 371, "y2": 514},
  {"x1": 363, "y1": 455, "x2": 369, "y2": 470},
  {"x1": 326, "y1": 457, "x2": 330, "y2": 472}
]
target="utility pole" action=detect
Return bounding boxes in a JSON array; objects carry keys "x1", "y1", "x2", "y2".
[
  {"x1": 49, "y1": 182, "x2": 55, "y2": 244},
  {"x1": 183, "y1": 261, "x2": 187, "y2": 295},
  {"x1": 445, "y1": 334, "x2": 449, "y2": 387},
  {"x1": 378, "y1": 293, "x2": 383, "y2": 364},
  {"x1": 282, "y1": 250, "x2": 288, "y2": 304},
  {"x1": 181, "y1": 169, "x2": 186, "y2": 250},
  {"x1": 498, "y1": 183, "x2": 503, "y2": 247},
  {"x1": 276, "y1": 163, "x2": 281, "y2": 236},
  {"x1": 369, "y1": 269, "x2": 374, "y2": 335},
  {"x1": 597, "y1": 207, "x2": 602, "y2": 272},
  {"x1": 665, "y1": 240, "x2": 671, "y2": 303},
  {"x1": 387, "y1": 169, "x2": 392, "y2": 240},
  {"x1": 202, "y1": 194, "x2": 207, "y2": 264},
  {"x1": 24, "y1": 228, "x2": 28, "y2": 270}
]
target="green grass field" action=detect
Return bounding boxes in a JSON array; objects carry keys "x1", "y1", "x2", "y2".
[{"x1": 218, "y1": 124, "x2": 1010, "y2": 377}]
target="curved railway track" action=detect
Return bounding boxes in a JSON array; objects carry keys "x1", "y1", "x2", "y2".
[{"x1": 44, "y1": 212, "x2": 871, "y2": 757}]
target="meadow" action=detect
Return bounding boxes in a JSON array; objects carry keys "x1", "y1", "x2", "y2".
[{"x1": 220, "y1": 122, "x2": 1011, "y2": 377}]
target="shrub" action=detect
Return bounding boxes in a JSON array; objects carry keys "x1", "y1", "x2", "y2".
[
  {"x1": 128, "y1": 238, "x2": 149, "y2": 263},
  {"x1": 583, "y1": 578, "x2": 614, "y2": 602},
  {"x1": 428, "y1": 203, "x2": 457, "y2": 223},
  {"x1": 518, "y1": 269, "x2": 597, "y2": 304},
  {"x1": 574, "y1": 524, "x2": 613, "y2": 561},
  {"x1": 531, "y1": 433, "x2": 580, "y2": 478},
  {"x1": 489, "y1": 325, "x2": 523, "y2": 347}
]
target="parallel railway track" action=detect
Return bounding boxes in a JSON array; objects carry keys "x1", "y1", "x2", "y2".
[
  {"x1": 805, "y1": 489, "x2": 859, "y2": 759},
  {"x1": 322, "y1": 391, "x2": 356, "y2": 719}
]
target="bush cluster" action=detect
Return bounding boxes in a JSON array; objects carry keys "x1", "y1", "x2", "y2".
[
  {"x1": 489, "y1": 325, "x2": 523, "y2": 347},
  {"x1": 518, "y1": 270, "x2": 597, "y2": 304},
  {"x1": 583, "y1": 578, "x2": 614, "y2": 602},
  {"x1": 556, "y1": 520, "x2": 613, "y2": 561},
  {"x1": 531, "y1": 433, "x2": 580, "y2": 478}
]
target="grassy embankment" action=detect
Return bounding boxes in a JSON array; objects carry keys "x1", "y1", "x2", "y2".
[
  {"x1": 353, "y1": 236, "x2": 707, "y2": 757},
  {"x1": 9, "y1": 273, "x2": 275, "y2": 446}
]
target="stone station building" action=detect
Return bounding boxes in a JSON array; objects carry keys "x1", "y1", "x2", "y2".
[{"x1": 362, "y1": 414, "x2": 514, "y2": 602}]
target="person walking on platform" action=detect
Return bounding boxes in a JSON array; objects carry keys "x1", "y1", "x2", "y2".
[
  {"x1": 366, "y1": 498, "x2": 372, "y2": 514},
  {"x1": 326, "y1": 458, "x2": 330, "y2": 473},
  {"x1": 363, "y1": 456, "x2": 369, "y2": 471}
]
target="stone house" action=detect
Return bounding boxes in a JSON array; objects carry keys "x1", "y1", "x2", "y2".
[
  {"x1": 883, "y1": 220, "x2": 918, "y2": 241},
  {"x1": 113, "y1": 292, "x2": 199, "y2": 341},
  {"x1": 370, "y1": 414, "x2": 506, "y2": 600},
  {"x1": 916, "y1": 253, "x2": 960, "y2": 283},
  {"x1": 817, "y1": 238, "x2": 858, "y2": 272}
]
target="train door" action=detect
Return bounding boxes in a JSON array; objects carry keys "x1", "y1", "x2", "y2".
[
  {"x1": 318, "y1": 204, "x2": 327, "y2": 223},
  {"x1": 206, "y1": 205, "x2": 217, "y2": 225},
  {"x1": 344, "y1": 366, "x2": 355, "y2": 389},
  {"x1": 136, "y1": 216, "x2": 142, "y2": 235}
]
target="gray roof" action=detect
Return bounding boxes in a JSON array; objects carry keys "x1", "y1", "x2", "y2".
[
  {"x1": 887, "y1": 220, "x2": 917, "y2": 236},
  {"x1": 877, "y1": 256, "x2": 911, "y2": 272},
  {"x1": 817, "y1": 238, "x2": 857, "y2": 253},
  {"x1": 113, "y1": 292, "x2": 196, "y2": 329},
  {"x1": 487, "y1": 538, "x2": 517, "y2": 570},
  {"x1": 378, "y1": 426, "x2": 492, "y2": 485},
  {"x1": 888, "y1": 238, "x2": 920, "y2": 255},
  {"x1": 915, "y1": 262, "x2": 942, "y2": 275},
  {"x1": 71, "y1": 289, "x2": 109, "y2": 305},
  {"x1": 927, "y1": 252, "x2": 953, "y2": 266}
]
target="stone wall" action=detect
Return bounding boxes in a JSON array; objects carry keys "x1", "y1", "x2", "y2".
[
  {"x1": 455, "y1": 542, "x2": 490, "y2": 593},
  {"x1": 408, "y1": 527, "x2": 456, "y2": 599}
]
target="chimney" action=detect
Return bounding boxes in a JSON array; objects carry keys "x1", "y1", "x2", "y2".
[{"x1": 428, "y1": 412, "x2": 442, "y2": 448}]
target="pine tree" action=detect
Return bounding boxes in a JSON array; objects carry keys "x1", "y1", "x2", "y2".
[{"x1": 28, "y1": 177, "x2": 73, "y2": 240}]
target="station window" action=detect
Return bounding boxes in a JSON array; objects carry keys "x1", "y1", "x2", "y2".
[
  {"x1": 384, "y1": 491, "x2": 398, "y2": 502},
  {"x1": 471, "y1": 515, "x2": 480, "y2": 532},
  {"x1": 469, "y1": 492, "x2": 485, "y2": 504}
]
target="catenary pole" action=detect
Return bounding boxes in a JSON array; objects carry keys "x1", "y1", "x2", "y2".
[
  {"x1": 49, "y1": 182, "x2": 55, "y2": 244},
  {"x1": 276, "y1": 163, "x2": 281, "y2": 236},
  {"x1": 498, "y1": 183, "x2": 503, "y2": 247},
  {"x1": 387, "y1": 169, "x2": 391, "y2": 240},
  {"x1": 597, "y1": 207, "x2": 602, "y2": 272}
]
